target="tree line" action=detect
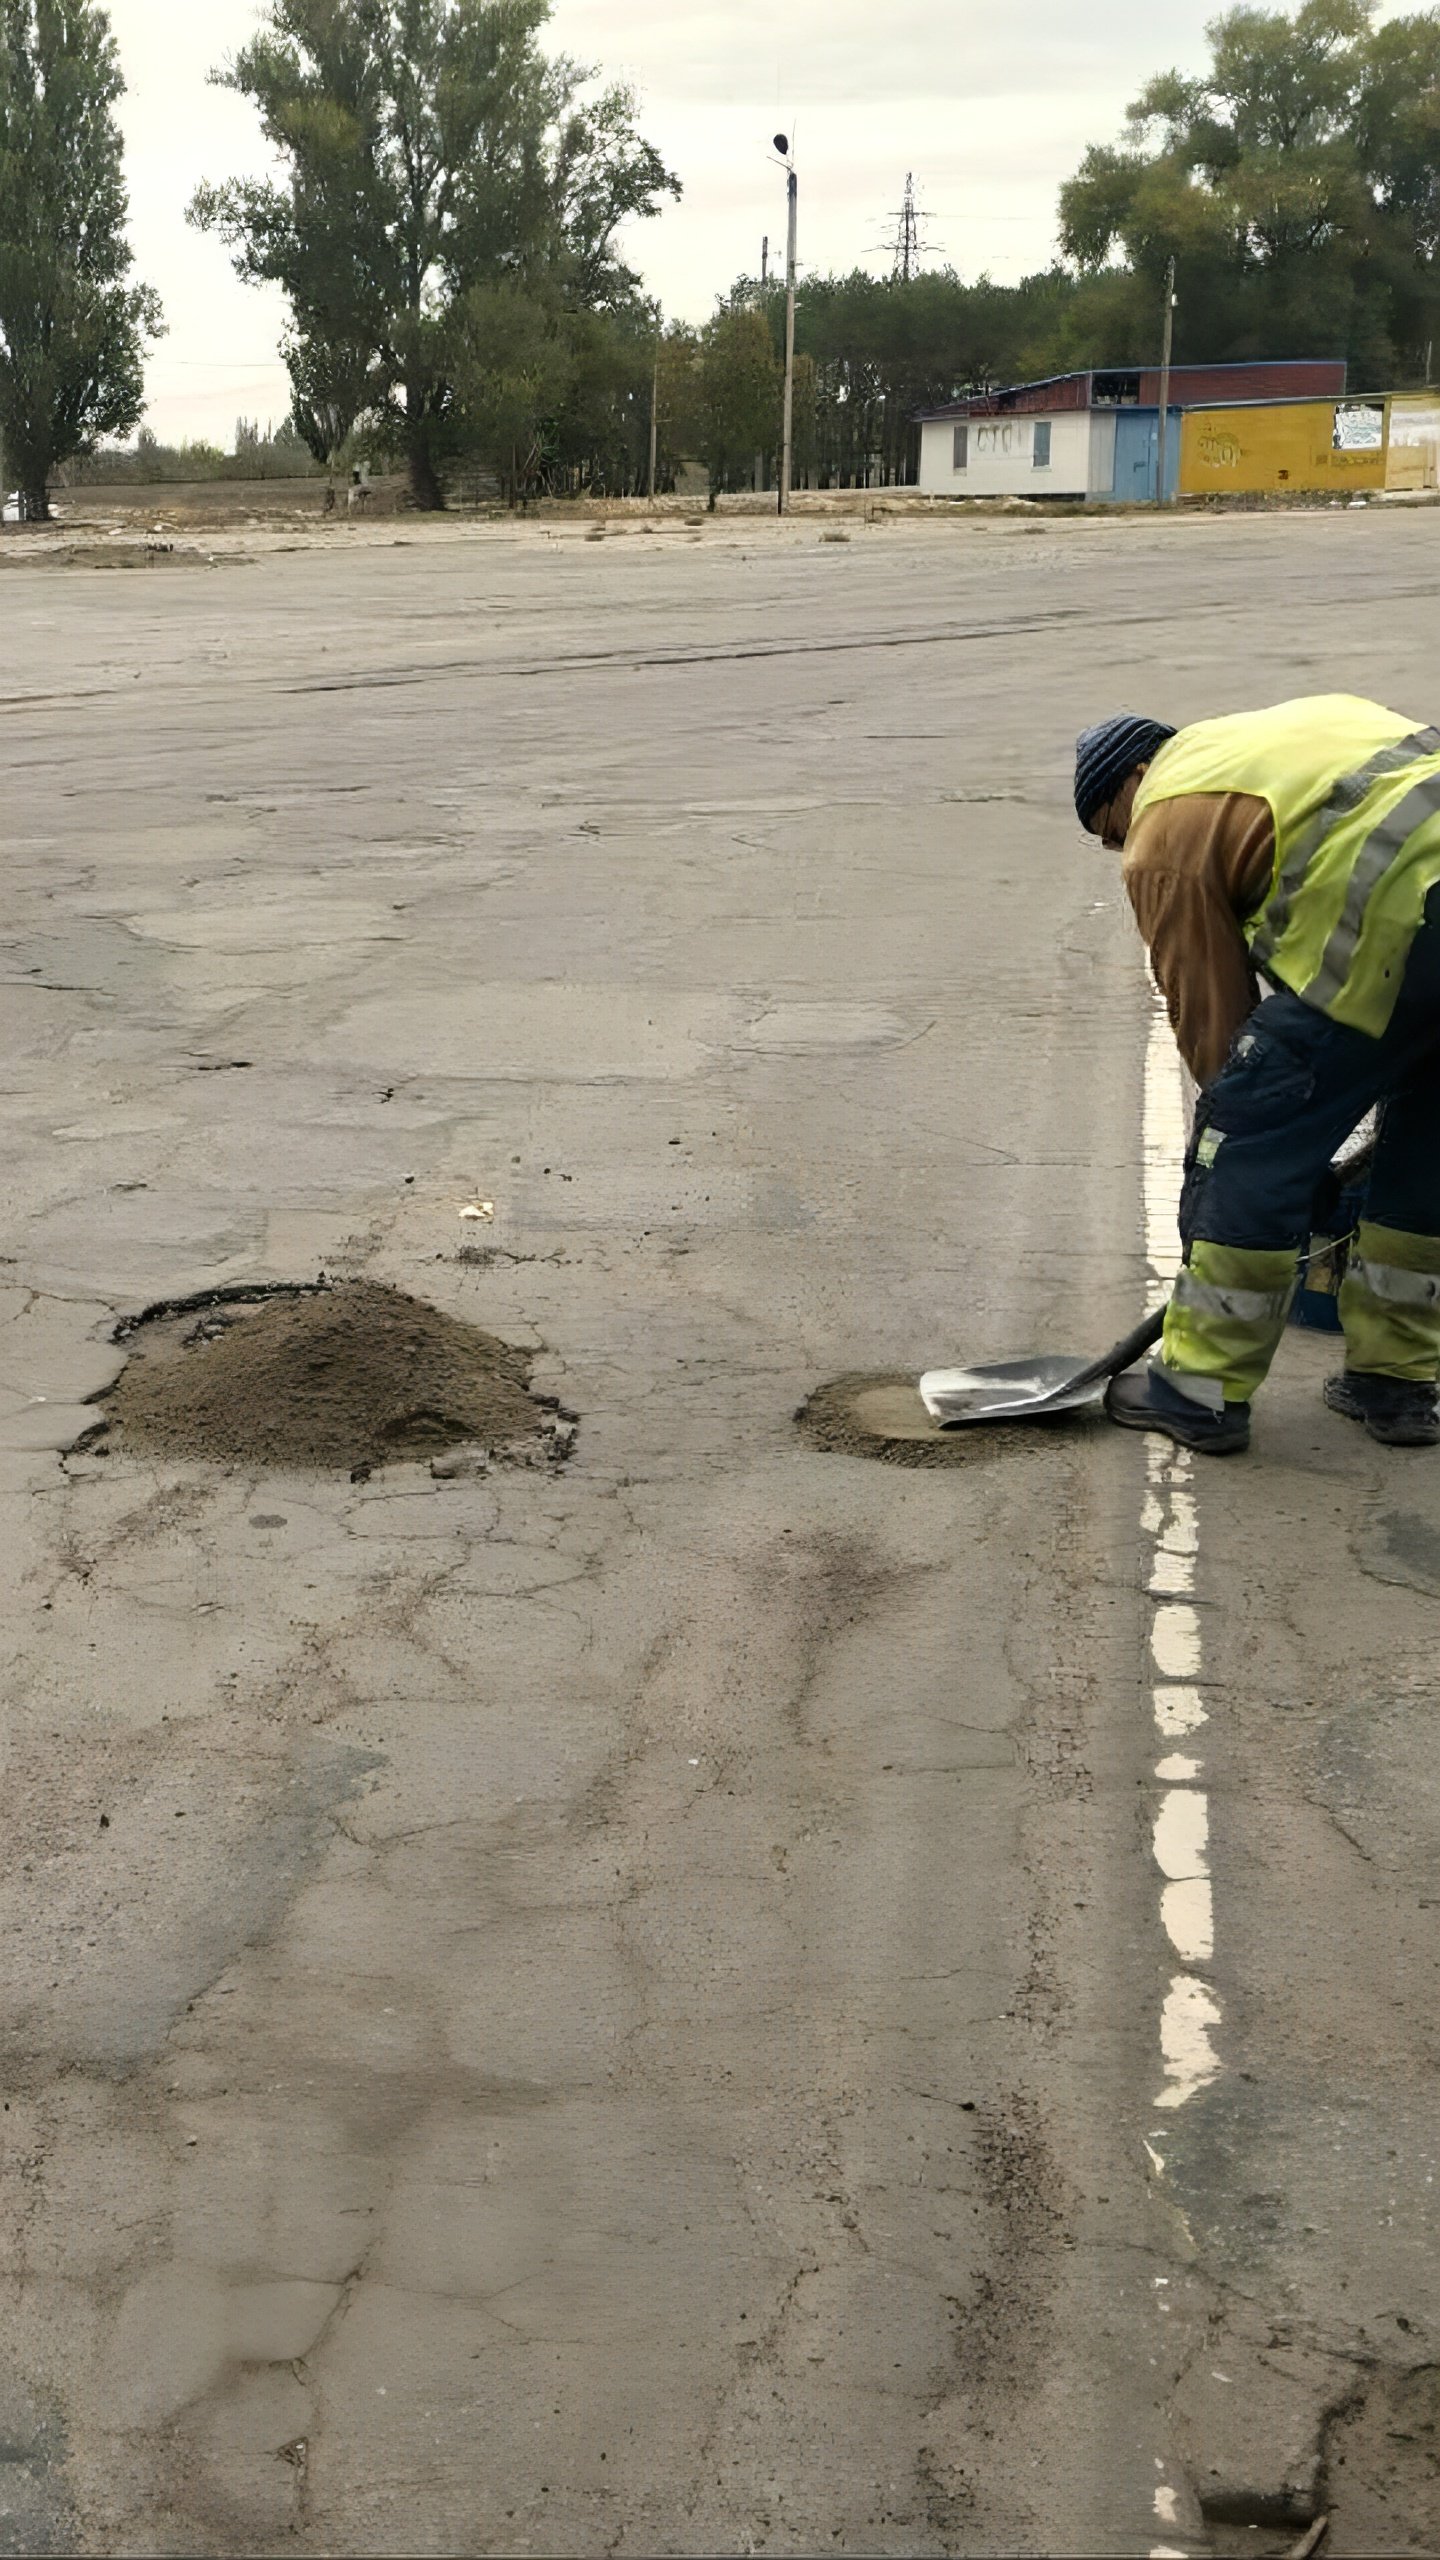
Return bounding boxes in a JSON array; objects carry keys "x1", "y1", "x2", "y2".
[
  {"x1": 695, "y1": 1, "x2": 1440, "y2": 497},
  {"x1": 3, "y1": 0, "x2": 1440, "y2": 518}
]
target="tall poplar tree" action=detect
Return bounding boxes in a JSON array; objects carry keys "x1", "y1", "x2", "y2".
[
  {"x1": 0, "y1": 0, "x2": 162, "y2": 521},
  {"x1": 190, "y1": 0, "x2": 678, "y2": 510}
]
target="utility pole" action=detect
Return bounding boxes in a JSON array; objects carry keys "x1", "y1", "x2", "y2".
[
  {"x1": 647, "y1": 328, "x2": 659, "y2": 502},
  {"x1": 1155, "y1": 255, "x2": 1176, "y2": 507},
  {"x1": 775, "y1": 136, "x2": 798, "y2": 515},
  {"x1": 755, "y1": 248, "x2": 771, "y2": 493}
]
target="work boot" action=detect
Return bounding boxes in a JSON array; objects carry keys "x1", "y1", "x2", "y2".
[
  {"x1": 1323, "y1": 1371, "x2": 1440, "y2": 1447},
  {"x1": 1106, "y1": 1365, "x2": 1251, "y2": 1455}
]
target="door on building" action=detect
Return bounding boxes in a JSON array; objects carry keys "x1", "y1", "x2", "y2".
[{"x1": 1112, "y1": 408, "x2": 1180, "y2": 502}]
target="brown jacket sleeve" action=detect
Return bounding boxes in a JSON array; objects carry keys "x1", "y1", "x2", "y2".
[{"x1": 1122, "y1": 793, "x2": 1275, "y2": 1089}]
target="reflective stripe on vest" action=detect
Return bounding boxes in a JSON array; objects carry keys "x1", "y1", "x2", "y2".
[
  {"x1": 1302, "y1": 764, "x2": 1440, "y2": 1010},
  {"x1": 1170, "y1": 1270, "x2": 1294, "y2": 1327},
  {"x1": 1249, "y1": 725, "x2": 1440, "y2": 975},
  {"x1": 1348, "y1": 1254, "x2": 1440, "y2": 1309},
  {"x1": 1132, "y1": 698, "x2": 1440, "y2": 1035}
]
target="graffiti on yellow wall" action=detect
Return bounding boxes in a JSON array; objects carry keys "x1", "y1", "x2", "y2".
[
  {"x1": 1195, "y1": 430, "x2": 1242, "y2": 468},
  {"x1": 1180, "y1": 400, "x2": 1387, "y2": 496}
]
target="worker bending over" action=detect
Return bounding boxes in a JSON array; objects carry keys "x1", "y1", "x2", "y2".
[{"x1": 1075, "y1": 694, "x2": 1440, "y2": 1456}]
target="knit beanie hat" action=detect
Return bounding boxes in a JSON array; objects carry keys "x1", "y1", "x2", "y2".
[{"x1": 1074, "y1": 714, "x2": 1177, "y2": 828}]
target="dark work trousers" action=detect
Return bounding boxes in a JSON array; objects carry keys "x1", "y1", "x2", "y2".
[{"x1": 1180, "y1": 882, "x2": 1440, "y2": 1253}]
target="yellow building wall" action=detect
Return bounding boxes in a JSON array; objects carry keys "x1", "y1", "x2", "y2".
[
  {"x1": 1385, "y1": 395, "x2": 1440, "y2": 491},
  {"x1": 1180, "y1": 401, "x2": 1386, "y2": 496}
]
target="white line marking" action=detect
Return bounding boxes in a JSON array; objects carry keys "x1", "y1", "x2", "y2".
[
  {"x1": 1144, "y1": 1003, "x2": 1189, "y2": 1292},
  {"x1": 1139, "y1": 989, "x2": 1225, "y2": 2543},
  {"x1": 1155, "y1": 1975, "x2": 1223, "y2": 2109},
  {"x1": 1161, "y1": 1878, "x2": 1215, "y2": 1965},
  {"x1": 1153, "y1": 1789, "x2": 1209, "y2": 1880},
  {"x1": 1148, "y1": 1548, "x2": 1195, "y2": 1597},
  {"x1": 1150, "y1": 1602, "x2": 1202, "y2": 1679},
  {"x1": 1153, "y1": 1686, "x2": 1208, "y2": 1739}
]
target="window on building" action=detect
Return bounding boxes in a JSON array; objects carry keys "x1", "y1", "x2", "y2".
[
  {"x1": 1033, "y1": 422, "x2": 1052, "y2": 469},
  {"x1": 953, "y1": 424, "x2": 968, "y2": 470}
]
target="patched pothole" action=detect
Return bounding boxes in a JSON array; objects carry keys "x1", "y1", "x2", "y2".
[
  {"x1": 796, "y1": 1371, "x2": 995, "y2": 1467},
  {"x1": 93, "y1": 1280, "x2": 573, "y2": 1475}
]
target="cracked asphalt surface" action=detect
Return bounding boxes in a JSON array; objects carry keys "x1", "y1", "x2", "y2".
[{"x1": 3, "y1": 504, "x2": 1440, "y2": 2556}]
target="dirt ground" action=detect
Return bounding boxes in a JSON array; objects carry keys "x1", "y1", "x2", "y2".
[
  {"x1": 3, "y1": 503, "x2": 1440, "y2": 2557},
  {"x1": 46, "y1": 474, "x2": 409, "y2": 529}
]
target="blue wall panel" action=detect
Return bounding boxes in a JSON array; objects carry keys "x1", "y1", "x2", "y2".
[{"x1": 1111, "y1": 407, "x2": 1181, "y2": 502}]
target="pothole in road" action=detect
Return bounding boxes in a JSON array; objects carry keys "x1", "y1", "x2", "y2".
[
  {"x1": 95, "y1": 1279, "x2": 569, "y2": 1475},
  {"x1": 797, "y1": 1371, "x2": 994, "y2": 1467},
  {"x1": 1316, "y1": 2365, "x2": 1440, "y2": 2559}
]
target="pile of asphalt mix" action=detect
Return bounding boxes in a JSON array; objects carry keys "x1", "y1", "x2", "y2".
[
  {"x1": 796, "y1": 1371, "x2": 998, "y2": 1468},
  {"x1": 101, "y1": 1281, "x2": 546, "y2": 1473}
]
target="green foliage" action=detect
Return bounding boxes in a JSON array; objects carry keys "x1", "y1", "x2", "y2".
[
  {"x1": 695, "y1": 0, "x2": 1440, "y2": 497},
  {"x1": 285, "y1": 327, "x2": 381, "y2": 468},
  {"x1": 548, "y1": 302, "x2": 648, "y2": 494},
  {"x1": 0, "y1": 0, "x2": 163, "y2": 518},
  {"x1": 448, "y1": 277, "x2": 572, "y2": 496},
  {"x1": 714, "y1": 268, "x2": 1139, "y2": 491},
  {"x1": 673, "y1": 0, "x2": 1440, "y2": 504},
  {"x1": 1058, "y1": 0, "x2": 1440, "y2": 380},
  {"x1": 699, "y1": 303, "x2": 779, "y2": 499},
  {"x1": 68, "y1": 420, "x2": 322, "y2": 482},
  {"x1": 189, "y1": 0, "x2": 679, "y2": 507}
]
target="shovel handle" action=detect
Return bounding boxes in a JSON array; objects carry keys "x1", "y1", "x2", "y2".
[{"x1": 1061, "y1": 1304, "x2": 1169, "y2": 1401}]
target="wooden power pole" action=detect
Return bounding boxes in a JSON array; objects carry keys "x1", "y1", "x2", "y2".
[{"x1": 1155, "y1": 257, "x2": 1176, "y2": 507}]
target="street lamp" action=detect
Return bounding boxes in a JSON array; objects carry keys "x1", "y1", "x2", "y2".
[{"x1": 773, "y1": 134, "x2": 798, "y2": 515}]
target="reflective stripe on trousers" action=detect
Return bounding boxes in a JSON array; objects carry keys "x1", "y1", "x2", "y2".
[
  {"x1": 1338, "y1": 1221, "x2": 1440, "y2": 1381},
  {"x1": 1171, "y1": 1270, "x2": 1295, "y2": 1326},
  {"x1": 1348, "y1": 1254, "x2": 1440, "y2": 1308},
  {"x1": 1160, "y1": 1239, "x2": 1299, "y2": 1405}
]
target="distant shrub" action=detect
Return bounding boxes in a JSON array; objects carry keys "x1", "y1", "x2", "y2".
[{"x1": 66, "y1": 418, "x2": 322, "y2": 485}]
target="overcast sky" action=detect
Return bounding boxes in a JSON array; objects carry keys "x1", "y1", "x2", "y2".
[{"x1": 114, "y1": 0, "x2": 1227, "y2": 443}]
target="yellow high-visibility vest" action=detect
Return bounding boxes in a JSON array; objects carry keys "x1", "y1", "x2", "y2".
[{"x1": 1132, "y1": 694, "x2": 1440, "y2": 1035}]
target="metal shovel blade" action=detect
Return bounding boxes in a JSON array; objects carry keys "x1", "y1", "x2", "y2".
[
  {"x1": 918, "y1": 1353, "x2": 1108, "y2": 1426},
  {"x1": 919, "y1": 1307, "x2": 1169, "y2": 1429}
]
